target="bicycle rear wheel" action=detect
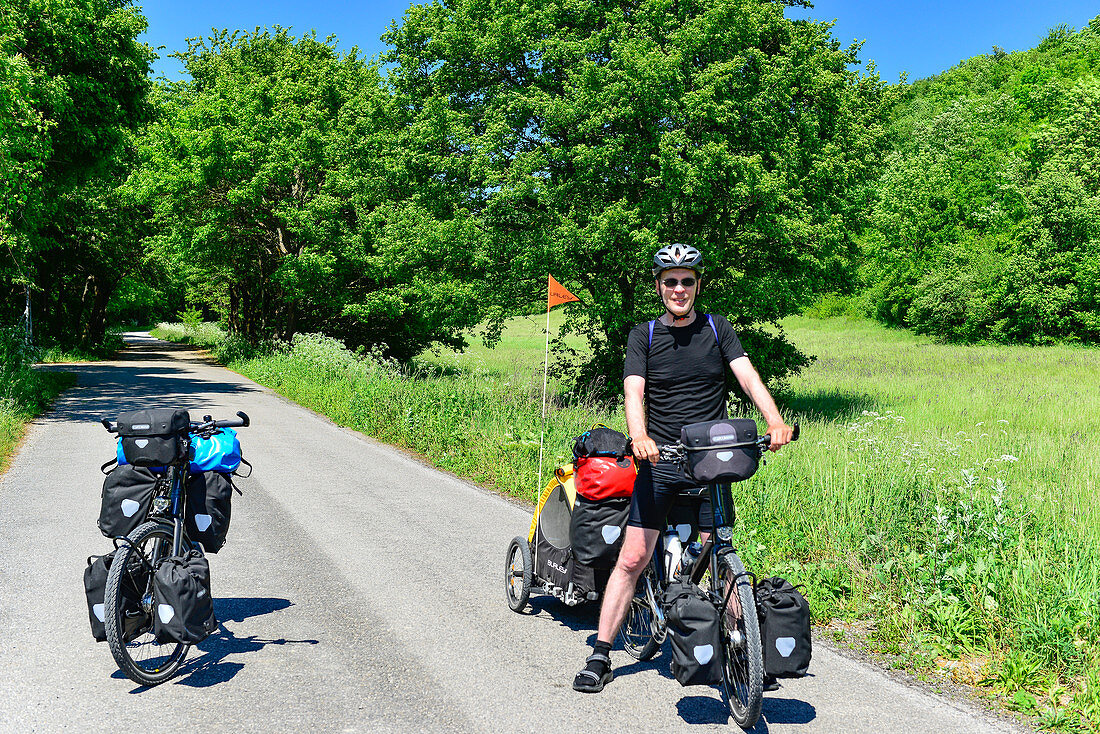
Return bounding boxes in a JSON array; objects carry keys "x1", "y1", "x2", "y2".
[
  {"x1": 104, "y1": 520, "x2": 190, "y2": 686},
  {"x1": 619, "y1": 562, "x2": 661, "y2": 660},
  {"x1": 713, "y1": 550, "x2": 763, "y2": 729}
]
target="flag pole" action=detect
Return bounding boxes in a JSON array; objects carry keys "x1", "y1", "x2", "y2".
[{"x1": 538, "y1": 275, "x2": 551, "y2": 497}]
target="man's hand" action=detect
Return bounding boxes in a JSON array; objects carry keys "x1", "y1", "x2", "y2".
[
  {"x1": 766, "y1": 421, "x2": 795, "y2": 452},
  {"x1": 631, "y1": 433, "x2": 659, "y2": 463}
]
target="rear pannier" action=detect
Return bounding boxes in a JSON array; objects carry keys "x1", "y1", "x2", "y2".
[
  {"x1": 84, "y1": 551, "x2": 150, "y2": 642},
  {"x1": 153, "y1": 550, "x2": 217, "y2": 644},
  {"x1": 569, "y1": 494, "x2": 629, "y2": 569},
  {"x1": 185, "y1": 471, "x2": 234, "y2": 553},
  {"x1": 681, "y1": 418, "x2": 760, "y2": 484},
  {"x1": 116, "y1": 409, "x2": 190, "y2": 467},
  {"x1": 98, "y1": 465, "x2": 159, "y2": 538}
]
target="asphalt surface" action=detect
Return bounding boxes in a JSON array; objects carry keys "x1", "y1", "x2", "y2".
[{"x1": 0, "y1": 333, "x2": 1032, "y2": 733}]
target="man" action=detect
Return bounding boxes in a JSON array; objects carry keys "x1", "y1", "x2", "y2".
[{"x1": 573, "y1": 243, "x2": 795, "y2": 693}]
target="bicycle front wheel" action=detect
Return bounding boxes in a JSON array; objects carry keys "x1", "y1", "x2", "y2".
[
  {"x1": 104, "y1": 520, "x2": 190, "y2": 686},
  {"x1": 619, "y1": 562, "x2": 661, "y2": 660},
  {"x1": 714, "y1": 550, "x2": 763, "y2": 729}
]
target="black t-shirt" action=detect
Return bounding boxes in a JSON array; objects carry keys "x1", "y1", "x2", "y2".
[{"x1": 622, "y1": 314, "x2": 747, "y2": 445}]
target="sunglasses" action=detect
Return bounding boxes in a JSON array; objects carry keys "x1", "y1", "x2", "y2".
[{"x1": 660, "y1": 277, "x2": 697, "y2": 289}]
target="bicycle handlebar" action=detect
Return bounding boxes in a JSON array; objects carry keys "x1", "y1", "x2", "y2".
[
  {"x1": 100, "y1": 411, "x2": 251, "y2": 434},
  {"x1": 657, "y1": 423, "x2": 800, "y2": 461}
]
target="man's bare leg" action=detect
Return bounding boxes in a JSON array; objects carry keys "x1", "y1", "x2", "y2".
[{"x1": 596, "y1": 526, "x2": 660, "y2": 643}]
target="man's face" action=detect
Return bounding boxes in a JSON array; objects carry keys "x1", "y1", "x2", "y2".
[{"x1": 656, "y1": 267, "x2": 699, "y2": 318}]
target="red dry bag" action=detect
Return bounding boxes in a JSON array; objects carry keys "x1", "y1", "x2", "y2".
[{"x1": 574, "y1": 455, "x2": 636, "y2": 501}]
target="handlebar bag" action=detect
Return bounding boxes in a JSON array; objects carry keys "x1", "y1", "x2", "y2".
[
  {"x1": 185, "y1": 471, "x2": 234, "y2": 553},
  {"x1": 569, "y1": 494, "x2": 630, "y2": 569},
  {"x1": 98, "y1": 465, "x2": 158, "y2": 538},
  {"x1": 153, "y1": 550, "x2": 217, "y2": 644},
  {"x1": 663, "y1": 580, "x2": 723, "y2": 685},
  {"x1": 756, "y1": 577, "x2": 812, "y2": 677},
  {"x1": 116, "y1": 409, "x2": 190, "y2": 467},
  {"x1": 84, "y1": 551, "x2": 151, "y2": 642},
  {"x1": 680, "y1": 418, "x2": 759, "y2": 483}
]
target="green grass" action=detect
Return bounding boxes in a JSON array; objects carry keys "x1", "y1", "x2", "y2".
[
  {"x1": 150, "y1": 321, "x2": 226, "y2": 348},
  {"x1": 155, "y1": 316, "x2": 1100, "y2": 729}
]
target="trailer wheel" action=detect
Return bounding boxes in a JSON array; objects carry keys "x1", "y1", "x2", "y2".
[{"x1": 505, "y1": 536, "x2": 533, "y2": 612}]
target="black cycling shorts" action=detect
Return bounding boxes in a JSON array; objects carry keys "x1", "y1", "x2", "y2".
[{"x1": 627, "y1": 459, "x2": 716, "y2": 531}]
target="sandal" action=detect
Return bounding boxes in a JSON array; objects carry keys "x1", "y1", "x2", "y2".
[{"x1": 573, "y1": 652, "x2": 614, "y2": 693}]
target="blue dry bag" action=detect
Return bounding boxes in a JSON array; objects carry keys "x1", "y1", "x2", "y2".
[{"x1": 189, "y1": 428, "x2": 242, "y2": 473}]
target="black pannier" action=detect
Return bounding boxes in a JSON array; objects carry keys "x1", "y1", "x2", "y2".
[
  {"x1": 569, "y1": 494, "x2": 629, "y2": 570},
  {"x1": 84, "y1": 551, "x2": 151, "y2": 642},
  {"x1": 98, "y1": 465, "x2": 158, "y2": 538},
  {"x1": 663, "y1": 580, "x2": 723, "y2": 686},
  {"x1": 117, "y1": 409, "x2": 190, "y2": 467},
  {"x1": 153, "y1": 550, "x2": 217, "y2": 644},
  {"x1": 756, "y1": 577, "x2": 812, "y2": 678},
  {"x1": 681, "y1": 418, "x2": 760, "y2": 483},
  {"x1": 185, "y1": 471, "x2": 234, "y2": 553}
]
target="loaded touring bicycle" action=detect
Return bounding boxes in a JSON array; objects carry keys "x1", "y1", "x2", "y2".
[
  {"x1": 85, "y1": 408, "x2": 251, "y2": 686},
  {"x1": 506, "y1": 419, "x2": 802, "y2": 730}
]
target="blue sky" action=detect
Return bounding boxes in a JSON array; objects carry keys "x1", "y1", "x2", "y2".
[{"x1": 139, "y1": 0, "x2": 1100, "y2": 84}]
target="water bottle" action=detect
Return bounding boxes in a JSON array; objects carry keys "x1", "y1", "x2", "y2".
[
  {"x1": 680, "y1": 541, "x2": 704, "y2": 579},
  {"x1": 663, "y1": 528, "x2": 682, "y2": 579}
]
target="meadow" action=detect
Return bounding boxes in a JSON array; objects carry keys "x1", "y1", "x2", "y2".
[{"x1": 152, "y1": 315, "x2": 1100, "y2": 730}]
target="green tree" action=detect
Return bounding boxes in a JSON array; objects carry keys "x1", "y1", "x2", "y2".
[
  {"x1": 134, "y1": 28, "x2": 486, "y2": 359},
  {"x1": 385, "y1": 0, "x2": 891, "y2": 387},
  {"x1": 0, "y1": 0, "x2": 153, "y2": 347}
]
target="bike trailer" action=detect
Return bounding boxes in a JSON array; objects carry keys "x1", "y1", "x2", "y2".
[{"x1": 527, "y1": 465, "x2": 598, "y2": 604}]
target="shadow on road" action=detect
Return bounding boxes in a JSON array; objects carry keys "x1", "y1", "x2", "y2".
[
  {"x1": 114, "y1": 597, "x2": 318, "y2": 691},
  {"x1": 41, "y1": 361, "x2": 262, "y2": 426},
  {"x1": 179, "y1": 597, "x2": 317, "y2": 688},
  {"x1": 674, "y1": 691, "x2": 815, "y2": 729}
]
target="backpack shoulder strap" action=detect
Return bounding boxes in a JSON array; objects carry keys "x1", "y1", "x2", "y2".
[
  {"x1": 705, "y1": 314, "x2": 718, "y2": 341},
  {"x1": 648, "y1": 320, "x2": 655, "y2": 350}
]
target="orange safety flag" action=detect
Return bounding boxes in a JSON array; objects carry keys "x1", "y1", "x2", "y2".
[{"x1": 548, "y1": 274, "x2": 580, "y2": 309}]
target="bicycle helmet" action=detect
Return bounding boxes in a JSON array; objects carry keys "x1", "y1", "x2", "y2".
[{"x1": 652, "y1": 243, "x2": 704, "y2": 277}]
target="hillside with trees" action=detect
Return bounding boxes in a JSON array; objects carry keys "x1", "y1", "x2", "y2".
[{"x1": 859, "y1": 17, "x2": 1100, "y2": 344}]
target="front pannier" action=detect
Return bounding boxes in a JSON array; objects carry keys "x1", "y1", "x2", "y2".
[
  {"x1": 153, "y1": 550, "x2": 217, "y2": 644},
  {"x1": 98, "y1": 465, "x2": 158, "y2": 538},
  {"x1": 569, "y1": 495, "x2": 629, "y2": 569},
  {"x1": 663, "y1": 580, "x2": 723, "y2": 686},
  {"x1": 680, "y1": 418, "x2": 759, "y2": 484},
  {"x1": 185, "y1": 471, "x2": 234, "y2": 553},
  {"x1": 116, "y1": 409, "x2": 190, "y2": 467}
]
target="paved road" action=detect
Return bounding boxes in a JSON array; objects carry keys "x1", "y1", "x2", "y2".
[{"x1": 0, "y1": 334, "x2": 1029, "y2": 733}]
